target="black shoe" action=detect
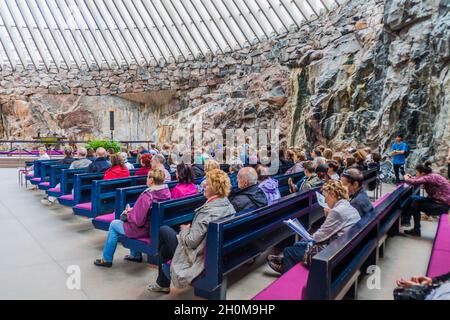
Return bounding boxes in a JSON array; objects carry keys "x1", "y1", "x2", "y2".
[
  {"x1": 404, "y1": 229, "x2": 421, "y2": 237},
  {"x1": 94, "y1": 259, "x2": 112, "y2": 268},
  {"x1": 124, "y1": 255, "x2": 143, "y2": 263}
]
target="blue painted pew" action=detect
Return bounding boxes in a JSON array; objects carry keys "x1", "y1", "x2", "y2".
[
  {"x1": 29, "y1": 160, "x2": 59, "y2": 185},
  {"x1": 49, "y1": 168, "x2": 87, "y2": 200},
  {"x1": 38, "y1": 164, "x2": 70, "y2": 191},
  {"x1": 253, "y1": 185, "x2": 418, "y2": 300},
  {"x1": 59, "y1": 169, "x2": 139, "y2": 208},
  {"x1": 119, "y1": 194, "x2": 207, "y2": 264},
  {"x1": 73, "y1": 174, "x2": 147, "y2": 218},
  {"x1": 192, "y1": 188, "x2": 323, "y2": 299}
]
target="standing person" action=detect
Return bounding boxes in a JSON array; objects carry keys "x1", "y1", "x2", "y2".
[
  {"x1": 148, "y1": 169, "x2": 235, "y2": 293},
  {"x1": 104, "y1": 154, "x2": 130, "y2": 180},
  {"x1": 401, "y1": 161, "x2": 450, "y2": 237},
  {"x1": 391, "y1": 135, "x2": 408, "y2": 184}
]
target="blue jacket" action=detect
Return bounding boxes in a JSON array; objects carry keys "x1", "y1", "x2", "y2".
[
  {"x1": 391, "y1": 142, "x2": 408, "y2": 165},
  {"x1": 88, "y1": 157, "x2": 111, "y2": 173},
  {"x1": 350, "y1": 187, "x2": 373, "y2": 217}
]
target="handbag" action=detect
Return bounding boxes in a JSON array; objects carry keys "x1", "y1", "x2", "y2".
[{"x1": 302, "y1": 234, "x2": 339, "y2": 268}]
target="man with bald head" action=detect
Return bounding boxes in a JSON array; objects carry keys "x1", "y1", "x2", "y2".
[
  {"x1": 229, "y1": 167, "x2": 268, "y2": 213},
  {"x1": 88, "y1": 147, "x2": 111, "y2": 173}
]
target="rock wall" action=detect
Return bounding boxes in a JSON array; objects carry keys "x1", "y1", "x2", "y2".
[{"x1": 0, "y1": 0, "x2": 449, "y2": 172}]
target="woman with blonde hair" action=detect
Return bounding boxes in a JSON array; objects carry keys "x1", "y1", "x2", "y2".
[
  {"x1": 94, "y1": 169, "x2": 172, "y2": 267},
  {"x1": 267, "y1": 179, "x2": 360, "y2": 274},
  {"x1": 149, "y1": 169, "x2": 236, "y2": 293}
]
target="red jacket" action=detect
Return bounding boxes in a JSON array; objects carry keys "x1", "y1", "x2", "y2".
[
  {"x1": 104, "y1": 165, "x2": 130, "y2": 180},
  {"x1": 135, "y1": 166, "x2": 151, "y2": 177}
]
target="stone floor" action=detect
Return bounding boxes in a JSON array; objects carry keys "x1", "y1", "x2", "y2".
[{"x1": 0, "y1": 168, "x2": 437, "y2": 300}]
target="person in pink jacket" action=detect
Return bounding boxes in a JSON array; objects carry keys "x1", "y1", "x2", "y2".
[
  {"x1": 402, "y1": 161, "x2": 450, "y2": 237},
  {"x1": 94, "y1": 169, "x2": 171, "y2": 267},
  {"x1": 171, "y1": 163, "x2": 198, "y2": 200}
]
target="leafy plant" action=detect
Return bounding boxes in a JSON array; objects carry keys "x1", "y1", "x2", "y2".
[{"x1": 85, "y1": 140, "x2": 121, "y2": 153}]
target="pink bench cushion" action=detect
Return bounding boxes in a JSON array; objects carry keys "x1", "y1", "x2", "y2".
[
  {"x1": 74, "y1": 202, "x2": 92, "y2": 211},
  {"x1": 95, "y1": 213, "x2": 115, "y2": 222},
  {"x1": 253, "y1": 264, "x2": 309, "y2": 300},
  {"x1": 48, "y1": 187, "x2": 61, "y2": 193},
  {"x1": 427, "y1": 249, "x2": 450, "y2": 278},
  {"x1": 373, "y1": 192, "x2": 391, "y2": 208},
  {"x1": 31, "y1": 178, "x2": 41, "y2": 182},
  {"x1": 59, "y1": 194, "x2": 74, "y2": 201},
  {"x1": 39, "y1": 182, "x2": 50, "y2": 187},
  {"x1": 434, "y1": 215, "x2": 450, "y2": 252}
]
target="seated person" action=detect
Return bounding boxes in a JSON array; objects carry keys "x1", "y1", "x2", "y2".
[
  {"x1": 311, "y1": 148, "x2": 326, "y2": 167},
  {"x1": 401, "y1": 161, "x2": 450, "y2": 237},
  {"x1": 198, "y1": 159, "x2": 220, "y2": 192},
  {"x1": 229, "y1": 167, "x2": 268, "y2": 213},
  {"x1": 229, "y1": 164, "x2": 243, "y2": 190},
  {"x1": 267, "y1": 180, "x2": 361, "y2": 274},
  {"x1": 152, "y1": 154, "x2": 171, "y2": 183},
  {"x1": 120, "y1": 152, "x2": 135, "y2": 170},
  {"x1": 353, "y1": 149, "x2": 369, "y2": 171},
  {"x1": 58, "y1": 147, "x2": 75, "y2": 165},
  {"x1": 94, "y1": 169, "x2": 172, "y2": 267},
  {"x1": 171, "y1": 163, "x2": 198, "y2": 199},
  {"x1": 103, "y1": 154, "x2": 131, "y2": 180},
  {"x1": 86, "y1": 148, "x2": 96, "y2": 162},
  {"x1": 135, "y1": 154, "x2": 152, "y2": 176},
  {"x1": 327, "y1": 160, "x2": 340, "y2": 181},
  {"x1": 341, "y1": 168, "x2": 373, "y2": 217},
  {"x1": 148, "y1": 169, "x2": 236, "y2": 293},
  {"x1": 316, "y1": 164, "x2": 330, "y2": 181},
  {"x1": 257, "y1": 165, "x2": 281, "y2": 205},
  {"x1": 285, "y1": 150, "x2": 307, "y2": 175},
  {"x1": 395, "y1": 271, "x2": 450, "y2": 300},
  {"x1": 88, "y1": 148, "x2": 111, "y2": 173},
  {"x1": 27, "y1": 147, "x2": 50, "y2": 176},
  {"x1": 69, "y1": 147, "x2": 92, "y2": 169},
  {"x1": 288, "y1": 161, "x2": 322, "y2": 194}
]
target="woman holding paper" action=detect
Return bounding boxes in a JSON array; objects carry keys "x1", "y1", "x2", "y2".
[{"x1": 267, "y1": 180, "x2": 360, "y2": 274}]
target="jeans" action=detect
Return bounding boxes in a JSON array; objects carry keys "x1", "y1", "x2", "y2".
[
  {"x1": 282, "y1": 241, "x2": 308, "y2": 274},
  {"x1": 393, "y1": 164, "x2": 405, "y2": 183},
  {"x1": 402, "y1": 196, "x2": 450, "y2": 232},
  {"x1": 102, "y1": 220, "x2": 141, "y2": 262},
  {"x1": 157, "y1": 226, "x2": 179, "y2": 288}
]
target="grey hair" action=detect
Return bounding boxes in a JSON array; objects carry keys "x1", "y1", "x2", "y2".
[
  {"x1": 153, "y1": 154, "x2": 166, "y2": 164},
  {"x1": 78, "y1": 147, "x2": 87, "y2": 157},
  {"x1": 238, "y1": 167, "x2": 258, "y2": 185}
]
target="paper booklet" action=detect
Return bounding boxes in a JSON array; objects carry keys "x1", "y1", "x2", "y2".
[
  {"x1": 283, "y1": 218, "x2": 316, "y2": 244},
  {"x1": 315, "y1": 191, "x2": 329, "y2": 209}
]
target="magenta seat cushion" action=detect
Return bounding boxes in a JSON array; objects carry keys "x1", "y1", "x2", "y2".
[
  {"x1": 31, "y1": 178, "x2": 41, "y2": 182},
  {"x1": 373, "y1": 193, "x2": 391, "y2": 208},
  {"x1": 95, "y1": 213, "x2": 115, "y2": 223},
  {"x1": 49, "y1": 187, "x2": 61, "y2": 193},
  {"x1": 75, "y1": 202, "x2": 92, "y2": 211},
  {"x1": 26, "y1": 174, "x2": 33, "y2": 177},
  {"x1": 427, "y1": 249, "x2": 450, "y2": 278},
  {"x1": 59, "y1": 194, "x2": 74, "y2": 201},
  {"x1": 434, "y1": 215, "x2": 450, "y2": 252},
  {"x1": 40, "y1": 182, "x2": 50, "y2": 187},
  {"x1": 253, "y1": 264, "x2": 309, "y2": 300}
]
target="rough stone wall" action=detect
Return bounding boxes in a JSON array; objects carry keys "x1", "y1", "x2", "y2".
[{"x1": 0, "y1": 0, "x2": 449, "y2": 172}]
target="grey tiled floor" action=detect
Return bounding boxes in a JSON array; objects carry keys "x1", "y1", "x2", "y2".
[{"x1": 0, "y1": 169, "x2": 437, "y2": 300}]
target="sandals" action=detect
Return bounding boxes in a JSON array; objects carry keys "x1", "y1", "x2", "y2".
[{"x1": 94, "y1": 259, "x2": 112, "y2": 268}]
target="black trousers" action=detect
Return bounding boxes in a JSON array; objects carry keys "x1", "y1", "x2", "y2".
[
  {"x1": 393, "y1": 164, "x2": 405, "y2": 182},
  {"x1": 156, "y1": 226, "x2": 179, "y2": 288},
  {"x1": 402, "y1": 196, "x2": 450, "y2": 232}
]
